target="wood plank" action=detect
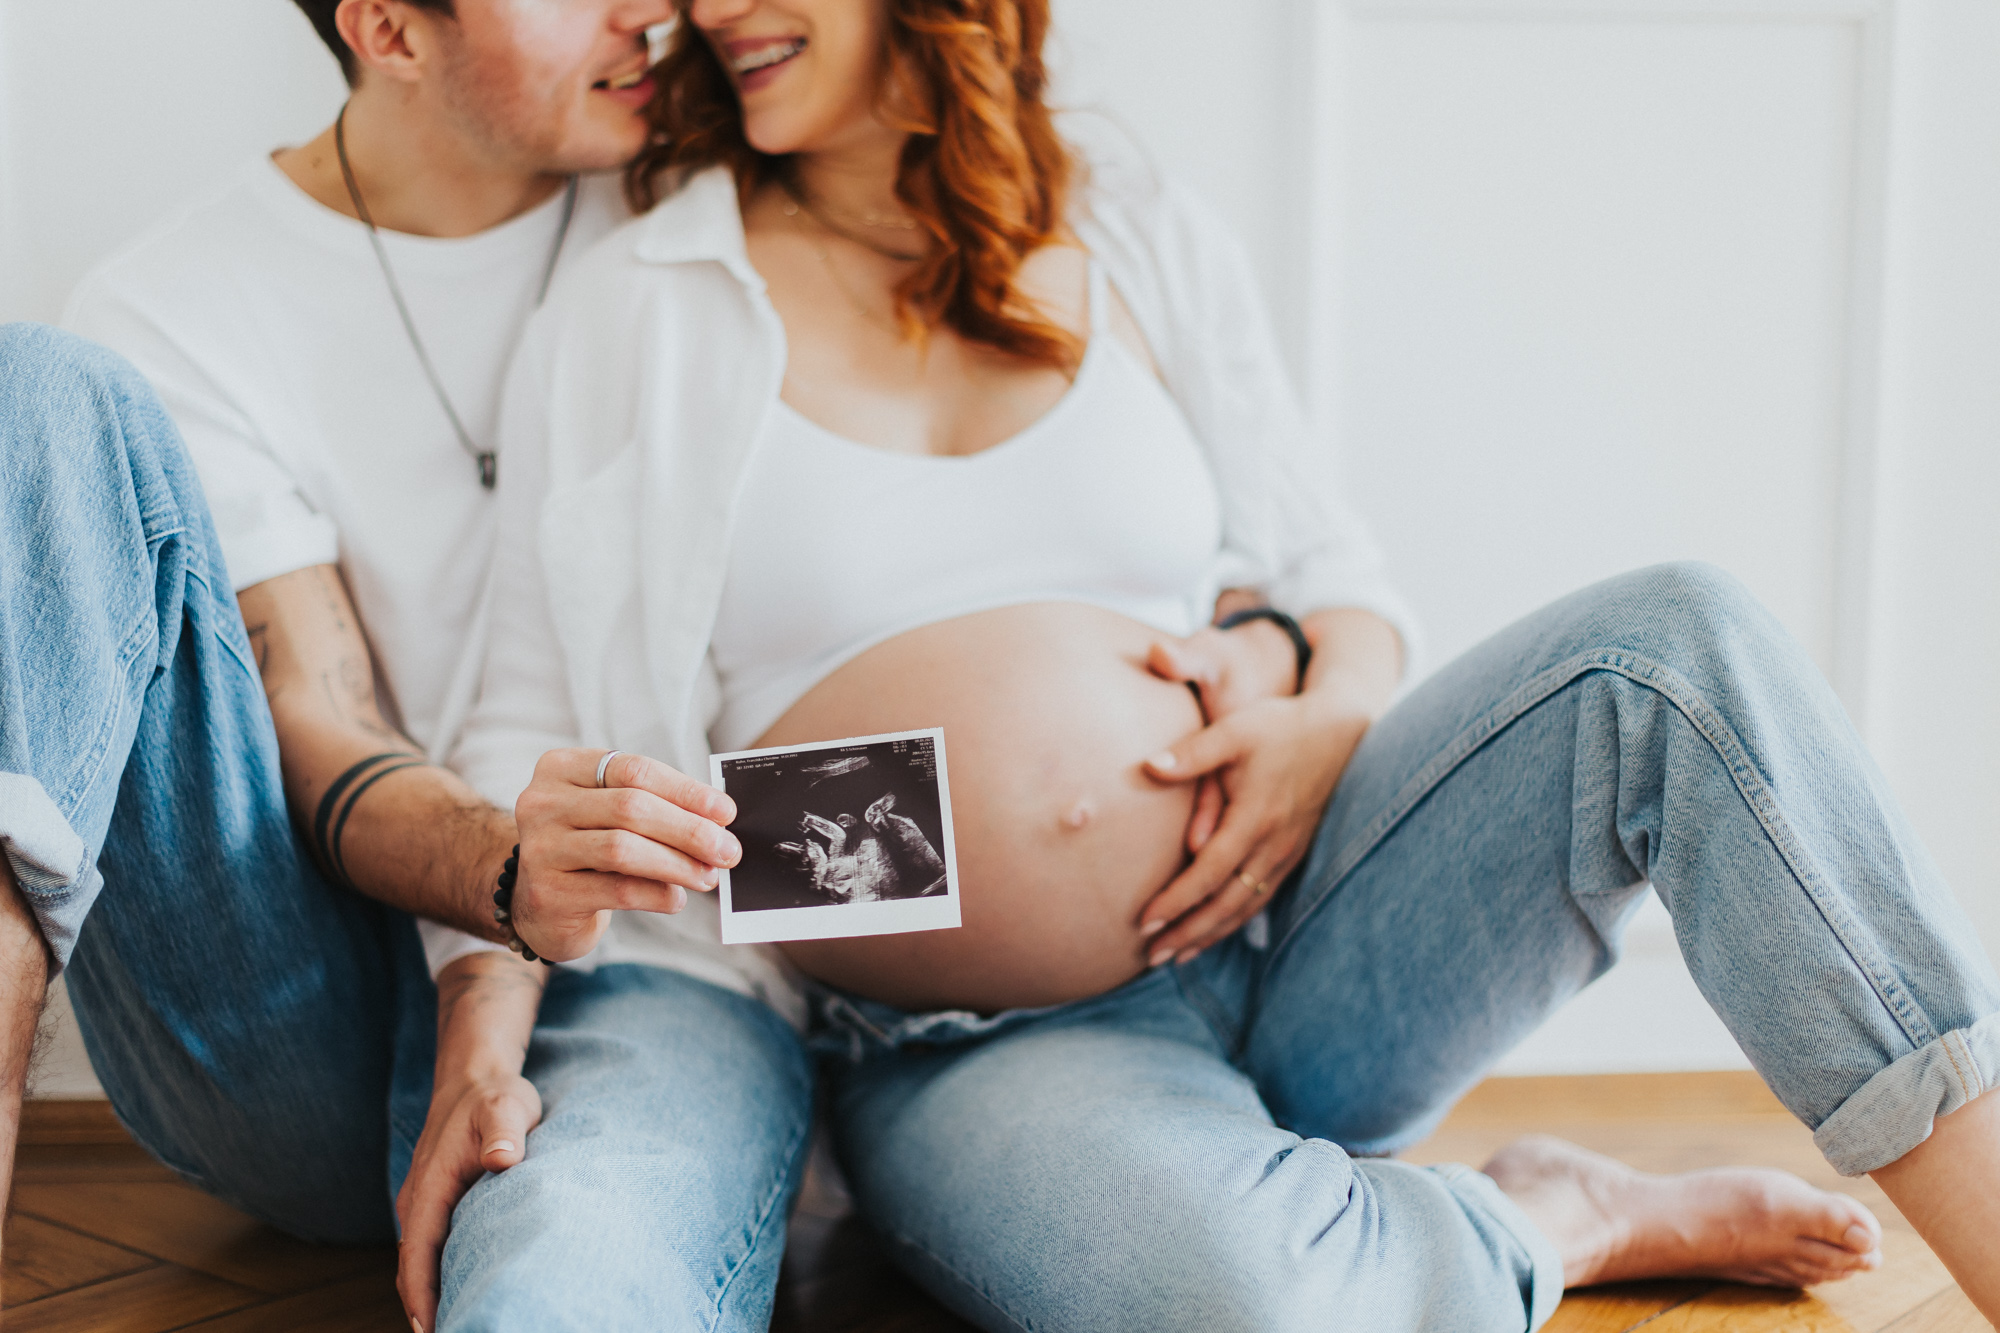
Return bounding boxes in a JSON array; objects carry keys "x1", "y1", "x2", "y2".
[
  {"x1": 177, "y1": 1268, "x2": 406, "y2": 1333},
  {"x1": 6, "y1": 1264, "x2": 259, "y2": 1333},
  {"x1": 18, "y1": 1101, "x2": 127, "y2": 1147},
  {"x1": 12, "y1": 1141, "x2": 179, "y2": 1186},
  {"x1": 1546, "y1": 1281, "x2": 1712, "y2": 1332},
  {"x1": 1446, "y1": 1073, "x2": 1791, "y2": 1126},
  {"x1": 1641, "y1": 1283, "x2": 1860, "y2": 1331},
  {"x1": 14, "y1": 1181, "x2": 390, "y2": 1295},
  {"x1": 3, "y1": 1214, "x2": 151, "y2": 1307},
  {"x1": 1880, "y1": 1288, "x2": 1993, "y2": 1333},
  {"x1": 1812, "y1": 1229, "x2": 1961, "y2": 1333}
]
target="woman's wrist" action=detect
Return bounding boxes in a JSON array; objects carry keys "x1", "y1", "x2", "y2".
[{"x1": 1299, "y1": 609, "x2": 1402, "y2": 721}]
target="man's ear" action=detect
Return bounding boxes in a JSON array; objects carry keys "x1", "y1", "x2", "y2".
[{"x1": 335, "y1": 0, "x2": 441, "y2": 86}]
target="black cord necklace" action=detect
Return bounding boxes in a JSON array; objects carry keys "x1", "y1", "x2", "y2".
[{"x1": 334, "y1": 105, "x2": 577, "y2": 489}]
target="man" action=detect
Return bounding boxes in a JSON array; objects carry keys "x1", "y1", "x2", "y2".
[{"x1": 0, "y1": 2, "x2": 812, "y2": 1328}]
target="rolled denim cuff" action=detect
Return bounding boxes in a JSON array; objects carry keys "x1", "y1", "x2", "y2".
[
  {"x1": 1814, "y1": 1011, "x2": 2000, "y2": 1176},
  {"x1": 0, "y1": 772, "x2": 99, "y2": 973},
  {"x1": 1431, "y1": 1162, "x2": 1567, "y2": 1331}
]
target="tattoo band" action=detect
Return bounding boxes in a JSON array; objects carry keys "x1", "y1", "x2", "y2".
[{"x1": 311, "y1": 751, "x2": 423, "y2": 889}]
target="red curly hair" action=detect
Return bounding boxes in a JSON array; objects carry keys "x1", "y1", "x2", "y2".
[{"x1": 627, "y1": 0, "x2": 1081, "y2": 372}]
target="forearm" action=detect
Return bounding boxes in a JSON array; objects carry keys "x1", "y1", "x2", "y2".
[
  {"x1": 434, "y1": 951, "x2": 547, "y2": 1084},
  {"x1": 287, "y1": 737, "x2": 515, "y2": 940},
  {"x1": 240, "y1": 565, "x2": 512, "y2": 937}
]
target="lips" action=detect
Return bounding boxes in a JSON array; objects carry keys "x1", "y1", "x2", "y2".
[
  {"x1": 592, "y1": 65, "x2": 649, "y2": 92},
  {"x1": 730, "y1": 37, "x2": 807, "y2": 75}
]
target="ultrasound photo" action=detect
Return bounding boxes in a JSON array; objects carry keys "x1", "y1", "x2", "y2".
[{"x1": 711, "y1": 729, "x2": 962, "y2": 944}]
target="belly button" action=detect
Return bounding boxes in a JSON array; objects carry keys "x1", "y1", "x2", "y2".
[{"x1": 1062, "y1": 799, "x2": 1094, "y2": 831}]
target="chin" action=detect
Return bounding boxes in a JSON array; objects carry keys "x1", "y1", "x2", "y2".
[
  {"x1": 740, "y1": 106, "x2": 836, "y2": 159},
  {"x1": 556, "y1": 123, "x2": 650, "y2": 174}
]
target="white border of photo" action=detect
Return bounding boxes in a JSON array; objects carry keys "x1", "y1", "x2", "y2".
[{"x1": 711, "y1": 727, "x2": 963, "y2": 945}]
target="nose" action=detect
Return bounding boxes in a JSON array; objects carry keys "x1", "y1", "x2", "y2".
[
  {"x1": 688, "y1": 0, "x2": 758, "y2": 30},
  {"x1": 610, "y1": 0, "x2": 677, "y2": 34}
]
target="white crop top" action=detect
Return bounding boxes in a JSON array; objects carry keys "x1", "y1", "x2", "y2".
[{"x1": 708, "y1": 261, "x2": 1224, "y2": 754}]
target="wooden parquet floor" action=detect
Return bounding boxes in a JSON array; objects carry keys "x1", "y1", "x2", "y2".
[{"x1": 6, "y1": 1073, "x2": 1983, "y2": 1332}]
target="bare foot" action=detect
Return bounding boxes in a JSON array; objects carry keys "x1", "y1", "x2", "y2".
[{"x1": 1484, "y1": 1135, "x2": 1884, "y2": 1288}]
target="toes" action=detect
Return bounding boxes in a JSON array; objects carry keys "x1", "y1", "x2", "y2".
[{"x1": 1805, "y1": 1194, "x2": 1882, "y2": 1254}]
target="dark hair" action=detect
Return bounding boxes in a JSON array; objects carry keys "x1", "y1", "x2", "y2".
[{"x1": 291, "y1": 0, "x2": 455, "y2": 85}]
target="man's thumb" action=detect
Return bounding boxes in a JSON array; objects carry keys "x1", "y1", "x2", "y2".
[{"x1": 478, "y1": 1099, "x2": 537, "y2": 1170}]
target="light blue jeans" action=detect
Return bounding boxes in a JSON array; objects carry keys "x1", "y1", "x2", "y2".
[
  {"x1": 821, "y1": 561, "x2": 2000, "y2": 1333},
  {"x1": 436, "y1": 964, "x2": 813, "y2": 1332},
  {"x1": 0, "y1": 325, "x2": 814, "y2": 1330}
]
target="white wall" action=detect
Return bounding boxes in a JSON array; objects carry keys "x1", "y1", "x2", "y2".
[
  {"x1": 0, "y1": 0, "x2": 346, "y2": 323},
  {"x1": 5, "y1": 0, "x2": 1995, "y2": 1095},
  {"x1": 1867, "y1": 0, "x2": 2000, "y2": 974}
]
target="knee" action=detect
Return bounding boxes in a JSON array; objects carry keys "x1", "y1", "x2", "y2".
[
  {"x1": 1602, "y1": 560, "x2": 1782, "y2": 661},
  {"x1": 0, "y1": 323, "x2": 193, "y2": 532},
  {"x1": 0, "y1": 323, "x2": 152, "y2": 415}
]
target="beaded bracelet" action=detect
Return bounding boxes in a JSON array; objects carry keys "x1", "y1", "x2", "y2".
[{"x1": 492, "y1": 844, "x2": 554, "y2": 966}]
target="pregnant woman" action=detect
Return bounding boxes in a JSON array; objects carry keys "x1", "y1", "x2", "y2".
[{"x1": 408, "y1": 0, "x2": 2000, "y2": 1328}]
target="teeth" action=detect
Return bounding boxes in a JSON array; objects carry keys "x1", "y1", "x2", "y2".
[
  {"x1": 733, "y1": 39, "x2": 804, "y2": 74},
  {"x1": 607, "y1": 68, "x2": 646, "y2": 90}
]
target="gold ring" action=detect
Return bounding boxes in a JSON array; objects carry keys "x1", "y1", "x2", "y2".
[{"x1": 1237, "y1": 869, "x2": 1269, "y2": 896}]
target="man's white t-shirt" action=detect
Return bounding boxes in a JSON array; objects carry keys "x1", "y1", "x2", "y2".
[
  {"x1": 60, "y1": 156, "x2": 809, "y2": 1026},
  {"x1": 65, "y1": 156, "x2": 624, "y2": 754}
]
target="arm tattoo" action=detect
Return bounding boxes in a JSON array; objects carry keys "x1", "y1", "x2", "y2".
[{"x1": 310, "y1": 751, "x2": 426, "y2": 890}]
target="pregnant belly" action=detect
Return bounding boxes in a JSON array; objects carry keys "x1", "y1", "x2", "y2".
[{"x1": 753, "y1": 602, "x2": 1201, "y2": 1013}]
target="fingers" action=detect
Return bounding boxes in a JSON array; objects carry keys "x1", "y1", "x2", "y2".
[
  {"x1": 567, "y1": 816, "x2": 730, "y2": 887},
  {"x1": 1147, "y1": 636, "x2": 1215, "y2": 688},
  {"x1": 395, "y1": 1142, "x2": 479, "y2": 1333},
  {"x1": 566, "y1": 786, "x2": 740, "y2": 870},
  {"x1": 1187, "y1": 776, "x2": 1224, "y2": 855},
  {"x1": 1141, "y1": 814, "x2": 1259, "y2": 939},
  {"x1": 1140, "y1": 784, "x2": 1302, "y2": 963},
  {"x1": 1147, "y1": 851, "x2": 1288, "y2": 965},
  {"x1": 1145, "y1": 716, "x2": 1245, "y2": 785},
  {"x1": 545, "y1": 868, "x2": 690, "y2": 916},
  {"x1": 601, "y1": 750, "x2": 736, "y2": 826},
  {"x1": 474, "y1": 1085, "x2": 539, "y2": 1172},
  {"x1": 395, "y1": 1082, "x2": 543, "y2": 1333}
]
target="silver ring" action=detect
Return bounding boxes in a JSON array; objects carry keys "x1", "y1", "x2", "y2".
[{"x1": 595, "y1": 750, "x2": 623, "y2": 789}]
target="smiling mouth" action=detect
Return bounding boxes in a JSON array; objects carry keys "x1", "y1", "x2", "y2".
[
  {"x1": 592, "y1": 67, "x2": 649, "y2": 91},
  {"x1": 733, "y1": 38, "x2": 807, "y2": 76}
]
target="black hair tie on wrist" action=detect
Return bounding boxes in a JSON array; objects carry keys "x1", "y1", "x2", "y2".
[
  {"x1": 492, "y1": 845, "x2": 555, "y2": 966},
  {"x1": 1216, "y1": 606, "x2": 1313, "y2": 692}
]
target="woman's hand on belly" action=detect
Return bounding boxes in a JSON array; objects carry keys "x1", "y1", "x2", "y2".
[
  {"x1": 1137, "y1": 608, "x2": 1405, "y2": 967},
  {"x1": 1146, "y1": 612, "x2": 1308, "y2": 855}
]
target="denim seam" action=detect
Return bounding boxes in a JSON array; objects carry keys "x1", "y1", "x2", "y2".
[
  {"x1": 185, "y1": 558, "x2": 263, "y2": 685},
  {"x1": 702, "y1": 1096, "x2": 813, "y2": 1333},
  {"x1": 1272, "y1": 649, "x2": 1934, "y2": 1054},
  {"x1": 878, "y1": 1224, "x2": 1038, "y2": 1333},
  {"x1": 1941, "y1": 1031, "x2": 1976, "y2": 1102},
  {"x1": 51, "y1": 614, "x2": 153, "y2": 827}
]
